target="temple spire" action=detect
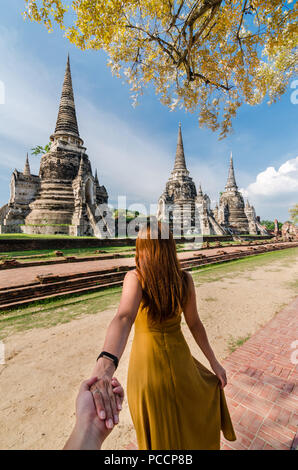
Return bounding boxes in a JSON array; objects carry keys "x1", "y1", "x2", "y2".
[
  {"x1": 225, "y1": 151, "x2": 238, "y2": 191},
  {"x1": 54, "y1": 55, "x2": 80, "y2": 138},
  {"x1": 23, "y1": 153, "x2": 31, "y2": 176},
  {"x1": 95, "y1": 169, "x2": 99, "y2": 185},
  {"x1": 198, "y1": 182, "x2": 203, "y2": 195},
  {"x1": 173, "y1": 123, "x2": 187, "y2": 171},
  {"x1": 78, "y1": 155, "x2": 84, "y2": 177}
]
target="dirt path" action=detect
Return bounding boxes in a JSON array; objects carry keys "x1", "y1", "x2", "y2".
[{"x1": 0, "y1": 249, "x2": 297, "y2": 449}]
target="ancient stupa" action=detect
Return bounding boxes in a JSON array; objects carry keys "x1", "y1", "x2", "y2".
[
  {"x1": 0, "y1": 56, "x2": 109, "y2": 236},
  {"x1": 217, "y1": 153, "x2": 250, "y2": 234},
  {"x1": 157, "y1": 124, "x2": 225, "y2": 235}
]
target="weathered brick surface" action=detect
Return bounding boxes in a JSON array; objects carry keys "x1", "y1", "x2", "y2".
[{"x1": 221, "y1": 297, "x2": 298, "y2": 450}]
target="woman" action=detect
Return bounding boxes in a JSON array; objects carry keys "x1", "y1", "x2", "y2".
[{"x1": 90, "y1": 220, "x2": 236, "y2": 450}]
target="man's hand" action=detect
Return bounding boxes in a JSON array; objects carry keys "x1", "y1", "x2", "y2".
[{"x1": 63, "y1": 376, "x2": 124, "y2": 450}]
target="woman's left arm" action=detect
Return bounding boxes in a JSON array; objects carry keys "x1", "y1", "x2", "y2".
[
  {"x1": 90, "y1": 270, "x2": 142, "y2": 428},
  {"x1": 183, "y1": 272, "x2": 227, "y2": 389}
]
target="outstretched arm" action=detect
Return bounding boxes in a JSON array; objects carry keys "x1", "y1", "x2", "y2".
[
  {"x1": 183, "y1": 272, "x2": 227, "y2": 389},
  {"x1": 90, "y1": 270, "x2": 142, "y2": 429}
]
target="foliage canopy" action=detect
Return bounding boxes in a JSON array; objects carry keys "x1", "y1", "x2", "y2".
[
  {"x1": 289, "y1": 203, "x2": 298, "y2": 224},
  {"x1": 25, "y1": 1, "x2": 297, "y2": 138}
]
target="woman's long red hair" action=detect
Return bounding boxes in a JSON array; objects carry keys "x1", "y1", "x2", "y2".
[{"x1": 135, "y1": 220, "x2": 189, "y2": 322}]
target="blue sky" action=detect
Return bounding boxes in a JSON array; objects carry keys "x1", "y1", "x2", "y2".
[{"x1": 0, "y1": 1, "x2": 297, "y2": 221}]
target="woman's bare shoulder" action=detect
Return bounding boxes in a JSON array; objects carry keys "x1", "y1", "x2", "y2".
[
  {"x1": 182, "y1": 269, "x2": 193, "y2": 284},
  {"x1": 122, "y1": 270, "x2": 142, "y2": 301},
  {"x1": 124, "y1": 269, "x2": 141, "y2": 284}
]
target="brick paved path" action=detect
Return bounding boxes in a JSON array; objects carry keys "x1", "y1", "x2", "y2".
[
  {"x1": 124, "y1": 297, "x2": 298, "y2": 450},
  {"x1": 221, "y1": 297, "x2": 298, "y2": 450}
]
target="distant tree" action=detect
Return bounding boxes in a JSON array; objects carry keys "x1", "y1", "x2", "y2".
[
  {"x1": 31, "y1": 143, "x2": 51, "y2": 156},
  {"x1": 289, "y1": 203, "x2": 298, "y2": 224},
  {"x1": 261, "y1": 220, "x2": 283, "y2": 231},
  {"x1": 24, "y1": 1, "x2": 298, "y2": 138},
  {"x1": 113, "y1": 209, "x2": 142, "y2": 222}
]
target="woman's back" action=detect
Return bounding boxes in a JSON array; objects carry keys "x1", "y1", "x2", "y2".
[{"x1": 127, "y1": 274, "x2": 236, "y2": 450}]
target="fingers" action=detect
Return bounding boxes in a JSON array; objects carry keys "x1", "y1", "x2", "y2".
[
  {"x1": 92, "y1": 378, "x2": 118, "y2": 429},
  {"x1": 220, "y1": 372, "x2": 227, "y2": 389},
  {"x1": 91, "y1": 377, "x2": 123, "y2": 429},
  {"x1": 101, "y1": 384, "x2": 114, "y2": 429},
  {"x1": 114, "y1": 390, "x2": 122, "y2": 411},
  {"x1": 112, "y1": 378, "x2": 124, "y2": 411},
  {"x1": 79, "y1": 376, "x2": 98, "y2": 394},
  {"x1": 90, "y1": 382, "x2": 106, "y2": 420},
  {"x1": 112, "y1": 377, "x2": 124, "y2": 410},
  {"x1": 111, "y1": 377, "x2": 120, "y2": 388},
  {"x1": 106, "y1": 381, "x2": 119, "y2": 428}
]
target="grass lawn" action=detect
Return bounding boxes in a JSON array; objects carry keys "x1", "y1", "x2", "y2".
[
  {"x1": 0, "y1": 233, "x2": 98, "y2": 239},
  {"x1": 0, "y1": 286, "x2": 122, "y2": 340},
  {"x1": 0, "y1": 246, "x2": 296, "y2": 340},
  {"x1": 191, "y1": 246, "x2": 298, "y2": 285},
  {"x1": 176, "y1": 240, "x2": 248, "y2": 252},
  {"x1": 0, "y1": 245, "x2": 135, "y2": 261}
]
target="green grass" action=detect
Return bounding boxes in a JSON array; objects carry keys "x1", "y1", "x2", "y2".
[
  {"x1": 286, "y1": 279, "x2": 298, "y2": 292},
  {"x1": 0, "y1": 233, "x2": 97, "y2": 239},
  {"x1": 0, "y1": 245, "x2": 135, "y2": 261},
  {"x1": 0, "y1": 286, "x2": 122, "y2": 340},
  {"x1": 176, "y1": 239, "x2": 272, "y2": 252},
  {"x1": 228, "y1": 335, "x2": 251, "y2": 353},
  {"x1": 191, "y1": 247, "x2": 298, "y2": 286}
]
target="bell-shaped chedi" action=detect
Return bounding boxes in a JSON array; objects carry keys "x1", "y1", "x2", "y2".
[
  {"x1": 53, "y1": 55, "x2": 80, "y2": 139},
  {"x1": 225, "y1": 152, "x2": 238, "y2": 191},
  {"x1": 172, "y1": 123, "x2": 188, "y2": 174},
  {"x1": 157, "y1": 124, "x2": 197, "y2": 233},
  {"x1": 23, "y1": 153, "x2": 31, "y2": 176},
  {"x1": 217, "y1": 152, "x2": 249, "y2": 234},
  {"x1": 0, "y1": 153, "x2": 40, "y2": 233},
  {"x1": 157, "y1": 124, "x2": 225, "y2": 235},
  {"x1": 23, "y1": 56, "x2": 109, "y2": 236}
]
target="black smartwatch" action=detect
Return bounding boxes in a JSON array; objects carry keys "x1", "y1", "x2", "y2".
[{"x1": 97, "y1": 351, "x2": 119, "y2": 370}]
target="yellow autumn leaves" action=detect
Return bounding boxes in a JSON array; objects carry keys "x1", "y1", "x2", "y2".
[{"x1": 24, "y1": 0, "x2": 297, "y2": 138}]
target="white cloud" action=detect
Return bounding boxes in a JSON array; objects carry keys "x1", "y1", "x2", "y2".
[
  {"x1": 240, "y1": 156, "x2": 298, "y2": 221},
  {"x1": 241, "y1": 157, "x2": 298, "y2": 198}
]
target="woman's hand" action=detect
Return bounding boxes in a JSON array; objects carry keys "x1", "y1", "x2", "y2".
[
  {"x1": 63, "y1": 376, "x2": 124, "y2": 450},
  {"x1": 210, "y1": 359, "x2": 227, "y2": 389},
  {"x1": 90, "y1": 357, "x2": 121, "y2": 430}
]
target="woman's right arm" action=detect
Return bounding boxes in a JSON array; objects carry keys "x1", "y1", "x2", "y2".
[
  {"x1": 183, "y1": 272, "x2": 227, "y2": 389},
  {"x1": 90, "y1": 270, "x2": 142, "y2": 429}
]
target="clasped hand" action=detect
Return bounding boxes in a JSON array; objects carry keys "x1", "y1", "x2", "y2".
[{"x1": 90, "y1": 374, "x2": 122, "y2": 430}]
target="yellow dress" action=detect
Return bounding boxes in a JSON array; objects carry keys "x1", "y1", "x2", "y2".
[{"x1": 127, "y1": 303, "x2": 237, "y2": 450}]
